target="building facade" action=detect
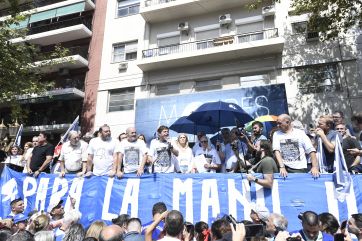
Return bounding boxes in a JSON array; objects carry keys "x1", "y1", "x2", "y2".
[{"x1": 0, "y1": 0, "x2": 95, "y2": 142}]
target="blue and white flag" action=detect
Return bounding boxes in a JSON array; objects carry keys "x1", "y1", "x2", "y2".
[
  {"x1": 13, "y1": 124, "x2": 23, "y2": 147},
  {"x1": 317, "y1": 138, "x2": 328, "y2": 173},
  {"x1": 60, "y1": 116, "x2": 79, "y2": 143},
  {"x1": 333, "y1": 135, "x2": 352, "y2": 202}
]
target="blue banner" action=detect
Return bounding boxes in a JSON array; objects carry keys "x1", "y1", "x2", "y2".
[
  {"x1": 135, "y1": 84, "x2": 288, "y2": 141},
  {"x1": 1, "y1": 167, "x2": 361, "y2": 230}
]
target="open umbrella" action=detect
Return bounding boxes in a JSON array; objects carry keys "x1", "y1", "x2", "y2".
[
  {"x1": 169, "y1": 116, "x2": 219, "y2": 134},
  {"x1": 187, "y1": 101, "x2": 253, "y2": 129},
  {"x1": 244, "y1": 115, "x2": 278, "y2": 136}
]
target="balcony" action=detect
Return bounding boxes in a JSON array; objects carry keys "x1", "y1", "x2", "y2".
[
  {"x1": 11, "y1": 16, "x2": 92, "y2": 46},
  {"x1": 140, "y1": 0, "x2": 252, "y2": 23},
  {"x1": 33, "y1": 45, "x2": 89, "y2": 73},
  {"x1": 0, "y1": 0, "x2": 95, "y2": 18},
  {"x1": 138, "y1": 28, "x2": 284, "y2": 71},
  {"x1": 18, "y1": 87, "x2": 85, "y2": 103}
]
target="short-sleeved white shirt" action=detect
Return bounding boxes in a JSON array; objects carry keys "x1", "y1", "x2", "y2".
[
  {"x1": 59, "y1": 140, "x2": 88, "y2": 172},
  {"x1": 149, "y1": 140, "x2": 179, "y2": 173},
  {"x1": 194, "y1": 148, "x2": 221, "y2": 173},
  {"x1": 115, "y1": 139, "x2": 148, "y2": 173},
  {"x1": 272, "y1": 128, "x2": 316, "y2": 169},
  {"x1": 87, "y1": 137, "x2": 117, "y2": 176}
]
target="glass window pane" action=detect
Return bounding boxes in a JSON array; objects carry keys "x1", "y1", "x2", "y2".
[{"x1": 118, "y1": 7, "x2": 129, "y2": 17}]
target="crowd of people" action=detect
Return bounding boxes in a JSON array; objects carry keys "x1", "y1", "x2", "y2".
[
  {"x1": 2, "y1": 111, "x2": 362, "y2": 189},
  {"x1": 1, "y1": 111, "x2": 362, "y2": 240},
  {"x1": 1, "y1": 199, "x2": 362, "y2": 241}
]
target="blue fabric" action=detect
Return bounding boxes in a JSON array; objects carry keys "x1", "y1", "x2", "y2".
[
  {"x1": 1, "y1": 167, "x2": 361, "y2": 231},
  {"x1": 141, "y1": 220, "x2": 164, "y2": 240}
]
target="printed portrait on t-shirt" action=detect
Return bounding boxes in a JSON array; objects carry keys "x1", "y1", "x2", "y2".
[
  {"x1": 280, "y1": 139, "x2": 301, "y2": 162},
  {"x1": 124, "y1": 147, "x2": 140, "y2": 166},
  {"x1": 155, "y1": 147, "x2": 171, "y2": 167}
]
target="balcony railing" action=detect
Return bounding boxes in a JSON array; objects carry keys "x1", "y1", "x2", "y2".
[
  {"x1": 143, "y1": 0, "x2": 176, "y2": 7},
  {"x1": 142, "y1": 28, "x2": 279, "y2": 58},
  {"x1": 35, "y1": 45, "x2": 89, "y2": 61},
  {"x1": 28, "y1": 16, "x2": 92, "y2": 35},
  {"x1": 0, "y1": 0, "x2": 95, "y2": 17}
]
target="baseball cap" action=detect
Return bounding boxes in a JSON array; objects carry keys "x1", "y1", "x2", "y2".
[
  {"x1": 13, "y1": 214, "x2": 28, "y2": 224},
  {"x1": 250, "y1": 202, "x2": 270, "y2": 222}
]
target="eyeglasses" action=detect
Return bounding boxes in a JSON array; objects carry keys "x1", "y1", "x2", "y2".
[
  {"x1": 200, "y1": 140, "x2": 208, "y2": 143},
  {"x1": 179, "y1": 136, "x2": 186, "y2": 139}
]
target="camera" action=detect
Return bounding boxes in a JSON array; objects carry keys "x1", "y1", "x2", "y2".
[
  {"x1": 225, "y1": 215, "x2": 264, "y2": 238},
  {"x1": 231, "y1": 140, "x2": 238, "y2": 151}
]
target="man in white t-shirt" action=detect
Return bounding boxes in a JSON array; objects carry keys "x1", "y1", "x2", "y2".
[
  {"x1": 149, "y1": 125, "x2": 179, "y2": 173},
  {"x1": 85, "y1": 124, "x2": 118, "y2": 177},
  {"x1": 115, "y1": 127, "x2": 148, "y2": 176},
  {"x1": 273, "y1": 114, "x2": 319, "y2": 178},
  {"x1": 59, "y1": 131, "x2": 88, "y2": 177}
]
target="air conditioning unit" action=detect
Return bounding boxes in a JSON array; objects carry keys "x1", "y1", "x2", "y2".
[
  {"x1": 178, "y1": 22, "x2": 189, "y2": 34},
  {"x1": 219, "y1": 14, "x2": 232, "y2": 26},
  {"x1": 262, "y1": 5, "x2": 275, "y2": 16},
  {"x1": 58, "y1": 68, "x2": 70, "y2": 76},
  {"x1": 118, "y1": 62, "x2": 128, "y2": 70}
]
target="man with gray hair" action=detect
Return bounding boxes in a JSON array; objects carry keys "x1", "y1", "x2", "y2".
[
  {"x1": 273, "y1": 114, "x2": 319, "y2": 178},
  {"x1": 265, "y1": 213, "x2": 288, "y2": 238},
  {"x1": 59, "y1": 130, "x2": 88, "y2": 177}
]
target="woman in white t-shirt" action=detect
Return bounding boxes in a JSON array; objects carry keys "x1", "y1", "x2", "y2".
[
  {"x1": 174, "y1": 134, "x2": 194, "y2": 173},
  {"x1": 193, "y1": 136, "x2": 221, "y2": 173},
  {"x1": 22, "y1": 142, "x2": 34, "y2": 173},
  {"x1": 5, "y1": 146, "x2": 24, "y2": 172}
]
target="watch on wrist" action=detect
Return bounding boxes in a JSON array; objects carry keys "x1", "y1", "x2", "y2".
[{"x1": 254, "y1": 178, "x2": 259, "y2": 183}]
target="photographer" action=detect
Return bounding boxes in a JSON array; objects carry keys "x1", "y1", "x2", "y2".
[
  {"x1": 227, "y1": 128, "x2": 248, "y2": 173},
  {"x1": 265, "y1": 213, "x2": 288, "y2": 240}
]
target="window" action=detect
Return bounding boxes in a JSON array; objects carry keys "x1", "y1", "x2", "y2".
[
  {"x1": 157, "y1": 36, "x2": 180, "y2": 55},
  {"x1": 195, "y1": 80, "x2": 221, "y2": 91},
  {"x1": 112, "y1": 41, "x2": 138, "y2": 63},
  {"x1": 292, "y1": 21, "x2": 307, "y2": 34},
  {"x1": 296, "y1": 64, "x2": 340, "y2": 94},
  {"x1": 108, "y1": 88, "x2": 135, "y2": 112},
  {"x1": 117, "y1": 1, "x2": 140, "y2": 18},
  {"x1": 156, "y1": 83, "x2": 180, "y2": 95}
]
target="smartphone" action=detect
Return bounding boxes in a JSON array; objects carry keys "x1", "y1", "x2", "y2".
[{"x1": 245, "y1": 224, "x2": 264, "y2": 238}]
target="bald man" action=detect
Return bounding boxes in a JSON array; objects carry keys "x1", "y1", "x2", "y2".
[
  {"x1": 272, "y1": 114, "x2": 319, "y2": 178},
  {"x1": 115, "y1": 127, "x2": 148, "y2": 176}
]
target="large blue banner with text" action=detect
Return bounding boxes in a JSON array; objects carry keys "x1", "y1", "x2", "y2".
[
  {"x1": 1, "y1": 167, "x2": 361, "y2": 230},
  {"x1": 135, "y1": 84, "x2": 288, "y2": 141}
]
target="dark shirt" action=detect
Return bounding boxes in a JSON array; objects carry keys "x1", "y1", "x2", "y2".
[
  {"x1": 30, "y1": 143, "x2": 54, "y2": 173},
  {"x1": 123, "y1": 231, "x2": 145, "y2": 241},
  {"x1": 342, "y1": 136, "x2": 361, "y2": 169}
]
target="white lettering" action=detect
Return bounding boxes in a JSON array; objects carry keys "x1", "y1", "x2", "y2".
[
  {"x1": 242, "y1": 179, "x2": 252, "y2": 221},
  {"x1": 228, "y1": 179, "x2": 250, "y2": 221},
  {"x1": 201, "y1": 179, "x2": 220, "y2": 222},
  {"x1": 35, "y1": 178, "x2": 50, "y2": 211},
  {"x1": 2, "y1": 178, "x2": 18, "y2": 203},
  {"x1": 48, "y1": 178, "x2": 68, "y2": 211},
  {"x1": 255, "y1": 96, "x2": 270, "y2": 116},
  {"x1": 325, "y1": 182, "x2": 339, "y2": 221},
  {"x1": 23, "y1": 177, "x2": 37, "y2": 210},
  {"x1": 120, "y1": 179, "x2": 140, "y2": 217},
  {"x1": 159, "y1": 105, "x2": 177, "y2": 126},
  {"x1": 271, "y1": 180, "x2": 281, "y2": 214},
  {"x1": 65, "y1": 178, "x2": 84, "y2": 212},
  {"x1": 102, "y1": 178, "x2": 117, "y2": 220},
  {"x1": 346, "y1": 184, "x2": 358, "y2": 218},
  {"x1": 173, "y1": 178, "x2": 193, "y2": 222}
]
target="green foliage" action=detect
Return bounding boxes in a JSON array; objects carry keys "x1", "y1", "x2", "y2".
[
  {"x1": 291, "y1": 0, "x2": 362, "y2": 39},
  {"x1": 0, "y1": 6, "x2": 69, "y2": 120},
  {"x1": 247, "y1": 0, "x2": 362, "y2": 40}
]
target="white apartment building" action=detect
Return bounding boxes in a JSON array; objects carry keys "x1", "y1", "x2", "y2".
[{"x1": 95, "y1": 0, "x2": 362, "y2": 140}]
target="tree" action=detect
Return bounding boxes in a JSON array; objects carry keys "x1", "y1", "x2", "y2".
[
  {"x1": 248, "y1": 0, "x2": 362, "y2": 40},
  {"x1": 0, "y1": 3, "x2": 68, "y2": 121}
]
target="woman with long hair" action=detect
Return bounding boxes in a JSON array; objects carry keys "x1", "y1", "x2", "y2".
[
  {"x1": 22, "y1": 142, "x2": 33, "y2": 173},
  {"x1": 4, "y1": 146, "x2": 24, "y2": 172},
  {"x1": 174, "y1": 134, "x2": 193, "y2": 173},
  {"x1": 85, "y1": 220, "x2": 106, "y2": 240}
]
